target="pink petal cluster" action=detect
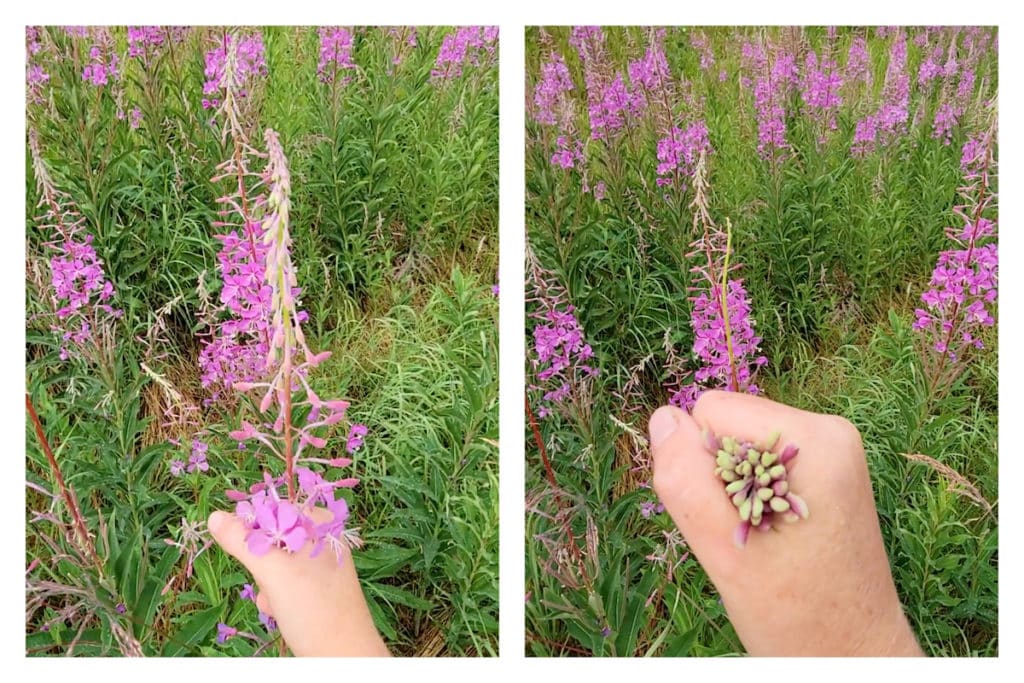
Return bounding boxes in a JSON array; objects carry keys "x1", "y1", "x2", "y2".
[
  {"x1": 430, "y1": 26, "x2": 498, "y2": 80},
  {"x1": 317, "y1": 27, "x2": 356, "y2": 83},
  {"x1": 852, "y1": 30, "x2": 909, "y2": 156},
  {"x1": 26, "y1": 27, "x2": 50, "y2": 104},
  {"x1": 655, "y1": 120, "x2": 712, "y2": 189},
  {"x1": 532, "y1": 53, "x2": 574, "y2": 127},
  {"x1": 202, "y1": 32, "x2": 266, "y2": 110},
  {"x1": 82, "y1": 41, "x2": 120, "y2": 87},
  {"x1": 127, "y1": 26, "x2": 165, "y2": 63},
  {"x1": 670, "y1": 280, "x2": 767, "y2": 410},
  {"x1": 531, "y1": 305, "x2": 598, "y2": 418},
  {"x1": 800, "y1": 50, "x2": 843, "y2": 134}
]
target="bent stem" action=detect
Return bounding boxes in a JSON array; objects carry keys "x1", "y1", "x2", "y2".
[
  {"x1": 719, "y1": 218, "x2": 740, "y2": 392},
  {"x1": 26, "y1": 394, "x2": 104, "y2": 575}
]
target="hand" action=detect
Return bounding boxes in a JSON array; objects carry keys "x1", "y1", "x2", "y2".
[
  {"x1": 648, "y1": 390, "x2": 922, "y2": 657},
  {"x1": 208, "y1": 508, "x2": 389, "y2": 657}
]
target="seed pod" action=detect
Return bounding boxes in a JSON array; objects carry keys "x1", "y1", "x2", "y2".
[
  {"x1": 757, "y1": 486, "x2": 774, "y2": 501},
  {"x1": 760, "y1": 451, "x2": 778, "y2": 467},
  {"x1": 721, "y1": 468, "x2": 739, "y2": 482},
  {"x1": 770, "y1": 497, "x2": 790, "y2": 512},
  {"x1": 725, "y1": 479, "x2": 748, "y2": 495},
  {"x1": 768, "y1": 464, "x2": 786, "y2": 479},
  {"x1": 738, "y1": 498, "x2": 752, "y2": 522},
  {"x1": 772, "y1": 480, "x2": 789, "y2": 496}
]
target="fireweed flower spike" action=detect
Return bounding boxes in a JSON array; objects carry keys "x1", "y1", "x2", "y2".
[
  {"x1": 702, "y1": 430, "x2": 809, "y2": 548},
  {"x1": 227, "y1": 129, "x2": 360, "y2": 565}
]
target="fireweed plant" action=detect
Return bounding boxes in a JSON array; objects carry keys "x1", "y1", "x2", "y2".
[
  {"x1": 27, "y1": 26, "x2": 498, "y2": 656},
  {"x1": 526, "y1": 26, "x2": 997, "y2": 656}
]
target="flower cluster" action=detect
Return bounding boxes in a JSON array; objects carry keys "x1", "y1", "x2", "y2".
[
  {"x1": 913, "y1": 216, "x2": 997, "y2": 360},
  {"x1": 689, "y1": 30, "x2": 715, "y2": 71},
  {"x1": 800, "y1": 50, "x2": 843, "y2": 134},
  {"x1": 550, "y1": 135, "x2": 584, "y2": 170},
  {"x1": 655, "y1": 120, "x2": 712, "y2": 189},
  {"x1": 532, "y1": 53, "x2": 574, "y2": 127},
  {"x1": 317, "y1": 27, "x2": 356, "y2": 83},
  {"x1": 127, "y1": 26, "x2": 165, "y2": 63},
  {"x1": 588, "y1": 73, "x2": 642, "y2": 141},
  {"x1": 26, "y1": 27, "x2": 49, "y2": 105},
  {"x1": 742, "y1": 41, "x2": 797, "y2": 159},
  {"x1": 852, "y1": 30, "x2": 909, "y2": 156},
  {"x1": 30, "y1": 130, "x2": 122, "y2": 362},
  {"x1": 704, "y1": 431, "x2": 808, "y2": 548},
  {"x1": 225, "y1": 129, "x2": 362, "y2": 564},
  {"x1": 527, "y1": 248, "x2": 598, "y2": 419},
  {"x1": 844, "y1": 37, "x2": 872, "y2": 90},
  {"x1": 915, "y1": 126, "x2": 998, "y2": 390},
  {"x1": 531, "y1": 306, "x2": 598, "y2": 418},
  {"x1": 671, "y1": 280, "x2": 767, "y2": 409},
  {"x1": 82, "y1": 39, "x2": 120, "y2": 87},
  {"x1": 430, "y1": 26, "x2": 498, "y2": 80},
  {"x1": 202, "y1": 32, "x2": 266, "y2": 110}
]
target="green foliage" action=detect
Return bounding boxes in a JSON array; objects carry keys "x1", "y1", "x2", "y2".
[
  {"x1": 526, "y1": 26, "x2": 997, "y2": 657},
  {"x1": 26, "y1": 26, "x2": 497, "y2": 657}
]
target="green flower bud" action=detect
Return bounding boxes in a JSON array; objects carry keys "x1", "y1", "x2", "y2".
[
  {"x1": 758, "y1": 472, "x2": 772, "y2": 486},
  {"x1": 768, "y1": 464, "x2": 786, "y2": 479},
  {"x1": 760, "y1": 451, "x2": 778, "y2": 467},
  {"x1": 722, "y1": 436, "x2": 738, "y2": 454},
  {"x1": 757, "y1": 487, "x2": 774, "y2": 501},
  {"x1": 717, "y1": 452, "x2": 734, "y2": 469},
  {"x1": 770, "y1": 497, "x2": 790, "y2": 512},
  {"x1": 738, "y1": 461, "x2": 752, "y2": 476},
  {"x1": 772, "y1": 480, "x2": 789, "y2": 496},
  {"x1": 764, "y1": 430, "x2": 781, "y2": 450},
  {"x1": 725, "y1": 479, "x2": 748, "y2": 494},
  {"x1": 731, "y1": 490, "x2": 747, "y2": 507},
  {"x1": 747, "y1": 448, "x2": 760, "y2": 464},
  {"x1": 752, "y1": 496, "x2": 764, "y2": 518},
  {"x1": 754, "y1": 464, "x2": 765, "y2": 476},
  {"x1": 720, "y1": 468, "x2": 739, "y2": 482},
  {"x1": 739, "y1": 498, "x2": 752, "y2": 521}
]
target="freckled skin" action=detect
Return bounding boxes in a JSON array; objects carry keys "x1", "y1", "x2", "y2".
[{"x1": 650, "y1": 391, "x2": 922, "y2": 657}]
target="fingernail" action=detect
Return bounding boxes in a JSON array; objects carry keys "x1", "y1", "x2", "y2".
[
  {"x1": 649, "y1": 406, "x2": 679, "y2": 448},
  {"x1": 208, "y1": 510, "x2": 228, "y2": 535}
]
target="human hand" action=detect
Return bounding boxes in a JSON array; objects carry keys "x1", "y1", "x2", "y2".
[
  {"x1": 208, "y1": 508, "x2": 389, "y2": 657},
  {"x1": 648, "y1": 390, "x2": 922, "y2": 657}
]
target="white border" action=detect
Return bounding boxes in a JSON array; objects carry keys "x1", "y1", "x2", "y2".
[{"x1": 5, "y1": 1, "x2": 1019, "y2": 679}]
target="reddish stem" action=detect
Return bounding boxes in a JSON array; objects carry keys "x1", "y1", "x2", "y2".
[{"x1": 26, "y1": 394, "x2": 103, "y2": 573}]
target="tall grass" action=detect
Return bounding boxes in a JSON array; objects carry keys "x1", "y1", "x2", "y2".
[
  {"x1": 26, "y1": 25, "x2": 498, "y2": 656},
  {"x1": 525, "y1": 26, "x2": 997, "y2": 657}
]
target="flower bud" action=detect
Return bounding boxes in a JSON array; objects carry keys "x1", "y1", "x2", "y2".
[
  {"x1": 738, "y1": 498, "x2": 752, "y2": 521},
  {"x1": 772, "y1": 480, "x2": 789, "y2": 496},
  {"x1": 757, "y1": 487, "x2": 774, "y2": 501},
  {"x1": 760, "y1": 451, "x2": 778, "y2": 467},
  {"x1": 725, "y1": 479, "x2": 748, "y2": 494},
  {"x1": 769, "y1": 497, "x2": 790, "y2": 512},
  {"x1": 768, "y1": 464, "x2": 786, "y2": 479},
  {"x1": 747, "y1": 448, "x2": 760, "y2": 464},
  {"x1": 720, "y1": 468, "x2": 739, "y2": 483}
]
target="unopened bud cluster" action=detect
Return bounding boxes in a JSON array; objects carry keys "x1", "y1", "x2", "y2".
[{"x1": 704, "y1": 430, "x2": 809, "y2": 548}]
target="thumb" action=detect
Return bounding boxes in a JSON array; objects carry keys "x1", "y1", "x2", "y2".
[{"x1": 648, "y1": 405, "x2": 737, "y2": 556}]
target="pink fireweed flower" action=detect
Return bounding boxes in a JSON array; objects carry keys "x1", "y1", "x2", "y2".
[
  {"x1": 226, "y1": 130, "x2": 362, "y2": 565},
  {"x1": 671, "y1": 279, "x2": 768, "y2": 409},
  {"x1": 430, "y1": 26, "x2": 498, "y2": 80},
  {"x1": 346, "y1": 424, "x2": 368, "y2": 453},
  {"x1": 655, "y1": 121, "x2": 712, "y2": 190},
  {"x1": 81, "y1": 38, "x2": 120, "y2": 87},
  {"x1": 169, "y1": 459, "x2": 186, "y2": 477},
  {"x1": 588, "y1": 72, "x2": 642, "y2": 141},
  {"x1": 532, "y1": 52, "x2": 574, "y2": 127},
  {"x1": 852, "y1": 30, "x2": 909, "y2": 156},
  {"x1": 800, "y1": 51, "x2": 843, "y2": 133},
  {"x1": 127, "y1": 26, "x2": 165, "y2": 64},
  {"x1": 30, "y1": 130, "x2": 121, "y2": 362},
  {"x1": 186, "y1": 439, "x2": 209, "y2": 474},
  {"x1": 246, "y1": 497, "x2": 308, "y2": 555},
  {"x1": 317, "y1": 27, "x2": 356, "y2": 83},
  {"x1": 216, "y1": 623, "x2": 237, "y2": 644},
  {"x1": 202, "y1": 32, "x2": 266, "y2": 110}
]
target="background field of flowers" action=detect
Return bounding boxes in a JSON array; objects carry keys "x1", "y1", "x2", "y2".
[
  {"x1": 525, "y1": 25, "x2": 997, "y2": 656},
  {"x1": 26, "y1": 25, "x2": 498, "y2": 656}
]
